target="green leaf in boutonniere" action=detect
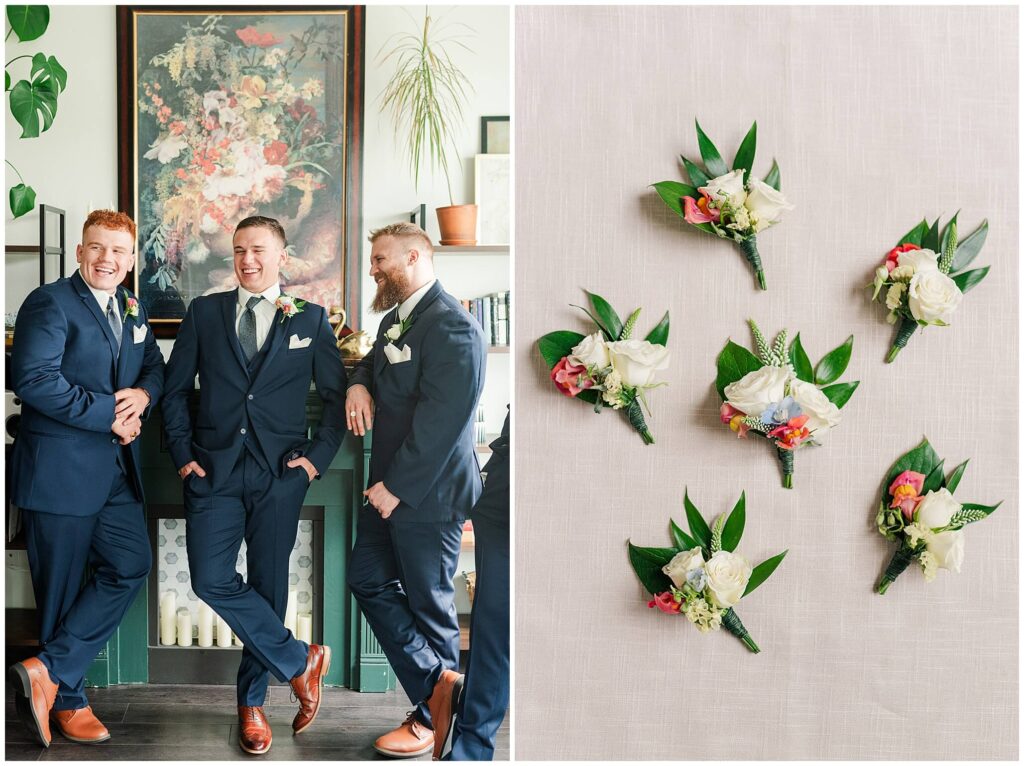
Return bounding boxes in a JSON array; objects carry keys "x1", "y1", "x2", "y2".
[{"x1": 274, "y1": 294, "x2": 306, "y2": 323}]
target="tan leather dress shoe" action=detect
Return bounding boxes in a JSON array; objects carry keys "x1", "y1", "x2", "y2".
[
  {"x1": 51, "y1": 706, "x2": 111, "y2": 743},
  {"x1": 8, "y1": 657, "x2": 58, "y2": 747},
  {"x1": 427, "y1": 670, "x2": 464, "y2": 760},
  {"x1": 373, "y1": 712, "x2": 434, "y2": 758},
  {"x1": 289, "y1": 644, "x2": 331, "y2": 734},
  {"x1": 238, "y1": 706, "x2": 272, "y2": 755}
]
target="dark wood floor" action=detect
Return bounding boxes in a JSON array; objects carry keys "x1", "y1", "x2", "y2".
[{"x1": 5, "y1": 684, "x2": 510, "y2": 761}]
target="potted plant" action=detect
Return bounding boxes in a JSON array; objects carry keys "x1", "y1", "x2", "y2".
[{"x1": 378, "y1": 8, "x2": 477, "y2": 244}]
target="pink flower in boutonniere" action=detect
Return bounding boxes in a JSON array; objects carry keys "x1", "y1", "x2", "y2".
[
  {"x1": 647, "y1": 592, "x2": 682, "y2": 614},
  {"x1": 274, "y1": 294, "x2": 306, "y2": 323},
  {"x1": 683, "y1": 193, "x2": 721, "y2": 225},
  {"x1": 767, "y1": 415, "x2": 811, "y2": 451},
  {"x1": 888, "y1": 470, "x2": 926, "y2": 520},
  {"x1": 885, "y1": 243, "x2": 920, "y2": 274},
  {"x1": 719, "y1": 403, "x2": 750, "y2": 438},
  {"x1": 124, "y1": 296, "x2": 139, "y2": 319},
  {"x1": 550, "y1": 356, "x2": 593, "y2": 397}
]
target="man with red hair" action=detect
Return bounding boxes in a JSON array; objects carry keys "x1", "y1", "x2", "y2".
[{"x1": 7, "y1": 210, "x2": 165, "y2": 748}]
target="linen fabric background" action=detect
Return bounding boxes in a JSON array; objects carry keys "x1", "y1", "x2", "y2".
[{"x1": 514, "y1": 5, "x2": 1018, "y2": 760}]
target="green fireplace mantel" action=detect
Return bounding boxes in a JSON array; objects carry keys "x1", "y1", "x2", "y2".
[{"x1": 85, "y1": 391, "x2": 396, "y2": 692}]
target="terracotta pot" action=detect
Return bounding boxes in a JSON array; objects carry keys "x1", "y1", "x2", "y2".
[{"x1": 436, "y1": 204, "x2": 478, "y2": 246}]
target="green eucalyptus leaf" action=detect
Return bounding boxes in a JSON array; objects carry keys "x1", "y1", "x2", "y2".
[
  {"x1": 821, "y1": 381, "x2": 859, "y2": 409},
  {"x1": 644, "y1": 311, "x2": 670, "y2": 347},
  {"x1": 743, "y1": 550, "x2": 787, "y2": 597},
  {"x1": 763, "y1": 159, "x2": 781, "y2": 191},
  {"x1": 670, "y1": 519, "x2": 698, "y2": 551},
  {"x1": 627, "y1": 543, "x2": 676, "y2": 596},
  {"x1": 720, "y1": 492, "x2": 746, "y2": 552},
  {"x1": 694, "y1": 119, "x2": 728, "y2": 178},
  {"x1": 586, "y1": 291, "x2": 623, "y2": 341},
  {"x1": 788, "y1": 333, "x2": 813, "y2": 382},
  {"x1": 944, "y1": 460, "x2": 969, "y2": 493},
  {"x1": 7, "y1": 6, "x2": 49, "y2": 42},
  {"x1": 651, "y1": 181, "x2": 717, "y2": 234},
  {"x1": 884, "y1": 438, "x2": 942, "y2": 500},
  {"x1": 683, "y1": 489, "x2": 711, "y2": 551},
  {"x1": 577, "y1": 389, "x2": 599, "y2": 406},
  {"x1": 680, "y1": 155, "x2": 708, "y2": 188},
  {"x1": 537, "y1": 331, "x2": 585, "y2": 369},
  {"x1": 922, "y1": 217, "x2": 941, "y2": 252},
  {"x1": 922, "y1": 460, "x2": 946, "y2": 493},
  {"x1": 951, "y1": 266, "x2": 989, "y2": 294},
  {"x1": 715, "y1": 340, "x2": 764, "y2": 400},
  {"x1": 897, "y1": 220, "x2": 928, "y2": 247},
  {"x1": 814, "y1": 335, "x2": 854, "y2": 386},
  {"x1": 732, "y1": 121, "x2": 757, "y2": 184},
  {"x1": 8, "y1": 183, "x2": 36, "y2": 218},
  {"x1": 9, "y1": 78, "x2": 57, "y2": 138},
  {"x1": 30, "y1": 53, "x2": 67, "y2": 94},
  {"x1": 951, "y1": 219, "x2": 988, "y2": 273}
]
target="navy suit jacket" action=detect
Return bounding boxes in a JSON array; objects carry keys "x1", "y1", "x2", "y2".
[
  {"x1": 349, "y1": 280, "x2": 486, "y2": 523},
  {"x1": 162, "y1": 289, "x2": 346, "y2": 490},
  {"x1": 9, "y1": 271, "x2": 165, "y2": 515}
]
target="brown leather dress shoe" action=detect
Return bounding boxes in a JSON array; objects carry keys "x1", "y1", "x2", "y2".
[
  {"x1": 427, "y1": 670, "x2": 464, "y2": 760},
  {"x1": 8, "y1": 657, "x2": 58, "y2": 747},
  {"x1": 288, "y1": 644, "x2": 331, "y2": 734},
  {"x1": 238, "y1": 706, "x2": 272, "y2": 755},
  {"x1": 51, "y1": 706, "x2": 111, "y2": 743},
  {"x1": 373, "y1": 712, "x2": 434, "y2": 759}
]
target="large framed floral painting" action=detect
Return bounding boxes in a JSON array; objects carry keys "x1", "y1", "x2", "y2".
[{"x1": 116, "y1": 6, "x2": 365, "y2": 336}]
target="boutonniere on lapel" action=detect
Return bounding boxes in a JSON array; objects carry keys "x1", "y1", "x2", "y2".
[
  {"x1": 383, "y1": 315, "x2": 414, "y2": 365},
  {"x1": 274, "y1": 294, "x2": 306, "y2": 323},
  {"x1": 123, "y1": 295, "x2": 140, "y2": 322}
]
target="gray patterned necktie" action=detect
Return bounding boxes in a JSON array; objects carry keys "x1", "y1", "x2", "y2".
[
  {"x1": 106, "y1": 296, "x2": 122, "y2": 357},
  {"x1": 238, "y1": 295, "x2": 263, "y2": 361}
]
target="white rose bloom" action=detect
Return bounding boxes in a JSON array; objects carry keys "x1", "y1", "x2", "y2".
[
  {"x1": 788, "y1": 379, "x2": 841, "y2": 441},
  {"x1": 916, "y1": 488, "x2": 961, "y2": 529},
  {"x1": 925, "y1": 529, "x2": 965, "y2": 573},
  {"x1": 745, "y1": 178, "x2": 794, "y2": 232},
  {"x1": 702, "y1": 170, "x2": 747, "y2": 210},
  {"x1": 704, "y1": 550, "x2": 752, "y2": 609},
  {"x1": 910, "y1": 489, "x2": 966, "y2": 573},
  {"x1": 885, "y1": 282, "x2": 906, "y2": 311},
  {"x1": 723, "y1": 365, "x2": 792, "y2": 419},
  {"x1": 568, "y1": 332, "x2": 610, "y2": 370},
  {"x1": 908, "y1": 270, "x2": 962, "y2": 325},
  {"x1": 662, "y1": 547, "x2": 704, "y2": 589},
  {"x1": 606, "y1": 339, "x2": 670, "y2": 388},
  {"x1": 898, "y1": 248, "x2": 940, "y2": 275}
]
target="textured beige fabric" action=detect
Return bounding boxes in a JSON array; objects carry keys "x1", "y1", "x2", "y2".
[{"x1": 514, "y1": 5, "x2": 1018, "y2": 760}]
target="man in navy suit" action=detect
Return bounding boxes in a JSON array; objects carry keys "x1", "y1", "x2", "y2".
[
  {"x1": 345, "y1": 222, "x2": 486, "y2": 758},
  {"x1": 435, "y1": 407, "x2": 510, "y2": 761},
  {"x1": 162, "y1": 216, "x2": 345, "y2": 755},
  {"x1": 7, "y1": 210, "x2": 164, "y2": 748}
]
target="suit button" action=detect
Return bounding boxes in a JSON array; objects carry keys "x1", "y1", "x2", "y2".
[
  {"x1": 240, "y1": 428, "x2": 247, "y2": 435},
  {"x1": 111, "y1": 438, "x2": 117, "y2": 444},
  {"x1": 247, "y1": 394, "x2": 254, "y2": 400}
]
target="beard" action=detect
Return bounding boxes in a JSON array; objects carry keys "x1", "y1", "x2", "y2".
[{"x1": 370, "y1": 270, "x2": 411, "y2": 313}]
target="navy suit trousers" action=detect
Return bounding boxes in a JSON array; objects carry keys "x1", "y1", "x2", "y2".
[
  {"x1": 23, "y1": 468, "x2": 151, "y2": 711},
  {"x1": 348, "y1": 507, "x2": 463, "y2": 725},
  {"x1": 184, "y1": 448, "x2": 310, "y2": 705}
]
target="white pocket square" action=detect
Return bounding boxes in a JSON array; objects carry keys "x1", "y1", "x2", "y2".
[
  {"x1": 288, "y1": 334, "x2": 312, "y2": 349},
  {"x1": 133, "y1": 325, "x2": 148, "y2": 344},
  {"x1": 384, "y1": 342, "x2": 412, "y2": 364}
]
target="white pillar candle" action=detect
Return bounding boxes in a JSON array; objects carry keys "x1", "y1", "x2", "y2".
[
  {"x1": 176, "y1": 607, "x2": 193, "y2": 647},
  {"x1": 159, "y1": 591, "x2": 177, "y2": 646},
  {"x1": 216, "y1": 613, "x2": 232, "y2": 648},
  {"x1": 297, "y1": 613, "x2": 313, "y2": 644},
  {"x1": 197, "y1": 602, "x2": 214, "y2": 647},
  {"x1": 284, "y1": 589, "x2": 298, "y2": 634}
]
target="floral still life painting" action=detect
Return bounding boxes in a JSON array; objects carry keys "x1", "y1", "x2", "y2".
[{"x1": 125, "y1": 9, "x2": 357, "y2": 326}]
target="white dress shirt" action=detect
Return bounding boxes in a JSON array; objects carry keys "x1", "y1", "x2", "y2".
[
  {"x1": 397, "y1": 279, "x2": 436, "y2": 322},
  {"x1": 235, "y1": 283, "x2": 281, "y2": 353},
  {"x1": 81, "y1": 270, "x2": 120, "y2": 322}
]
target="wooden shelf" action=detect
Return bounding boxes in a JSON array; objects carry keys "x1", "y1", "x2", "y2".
[{"x1": 435, "y1": 245, "x2": 508, "y2": 254}]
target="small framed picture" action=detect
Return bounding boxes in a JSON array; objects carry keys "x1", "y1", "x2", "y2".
[{"x1": 480, "y1": 115, "x2": 510, "y2": 154}]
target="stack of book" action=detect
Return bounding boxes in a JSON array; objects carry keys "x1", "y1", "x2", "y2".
[{"x1": 462, "y1": 291, "x2": 510, "y2": 347}]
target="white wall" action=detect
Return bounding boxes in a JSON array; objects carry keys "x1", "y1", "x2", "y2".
[{"x1": 4, "y1": 5, "x2": 510, "y2": 435}]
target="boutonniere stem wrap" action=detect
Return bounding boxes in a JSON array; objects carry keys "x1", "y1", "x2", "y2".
[
  {"x1": 538, "y1": 290, "x2": 669, "y2": 444},
  {"x1": 715, "y1": 320, "x2": 859, "y2": 488},
  {"x1": 875, "y1": 438, "x2": 1000, "y2": 594},
  {"x1": 124, "y1": 295, "x2": 139, "y2": 320},
  {"x1": 869, "y1": 215, "x2": 990, "y2": 362},
  {"x1": 275, "y1": 294, "x2": 306, "y2": 323},
  {"x1": 628, "y1": 490, "x2": 787, "y2": 653},
  {"x1": 653, "y1": 120, "x2": 793, "y2": 290}
]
